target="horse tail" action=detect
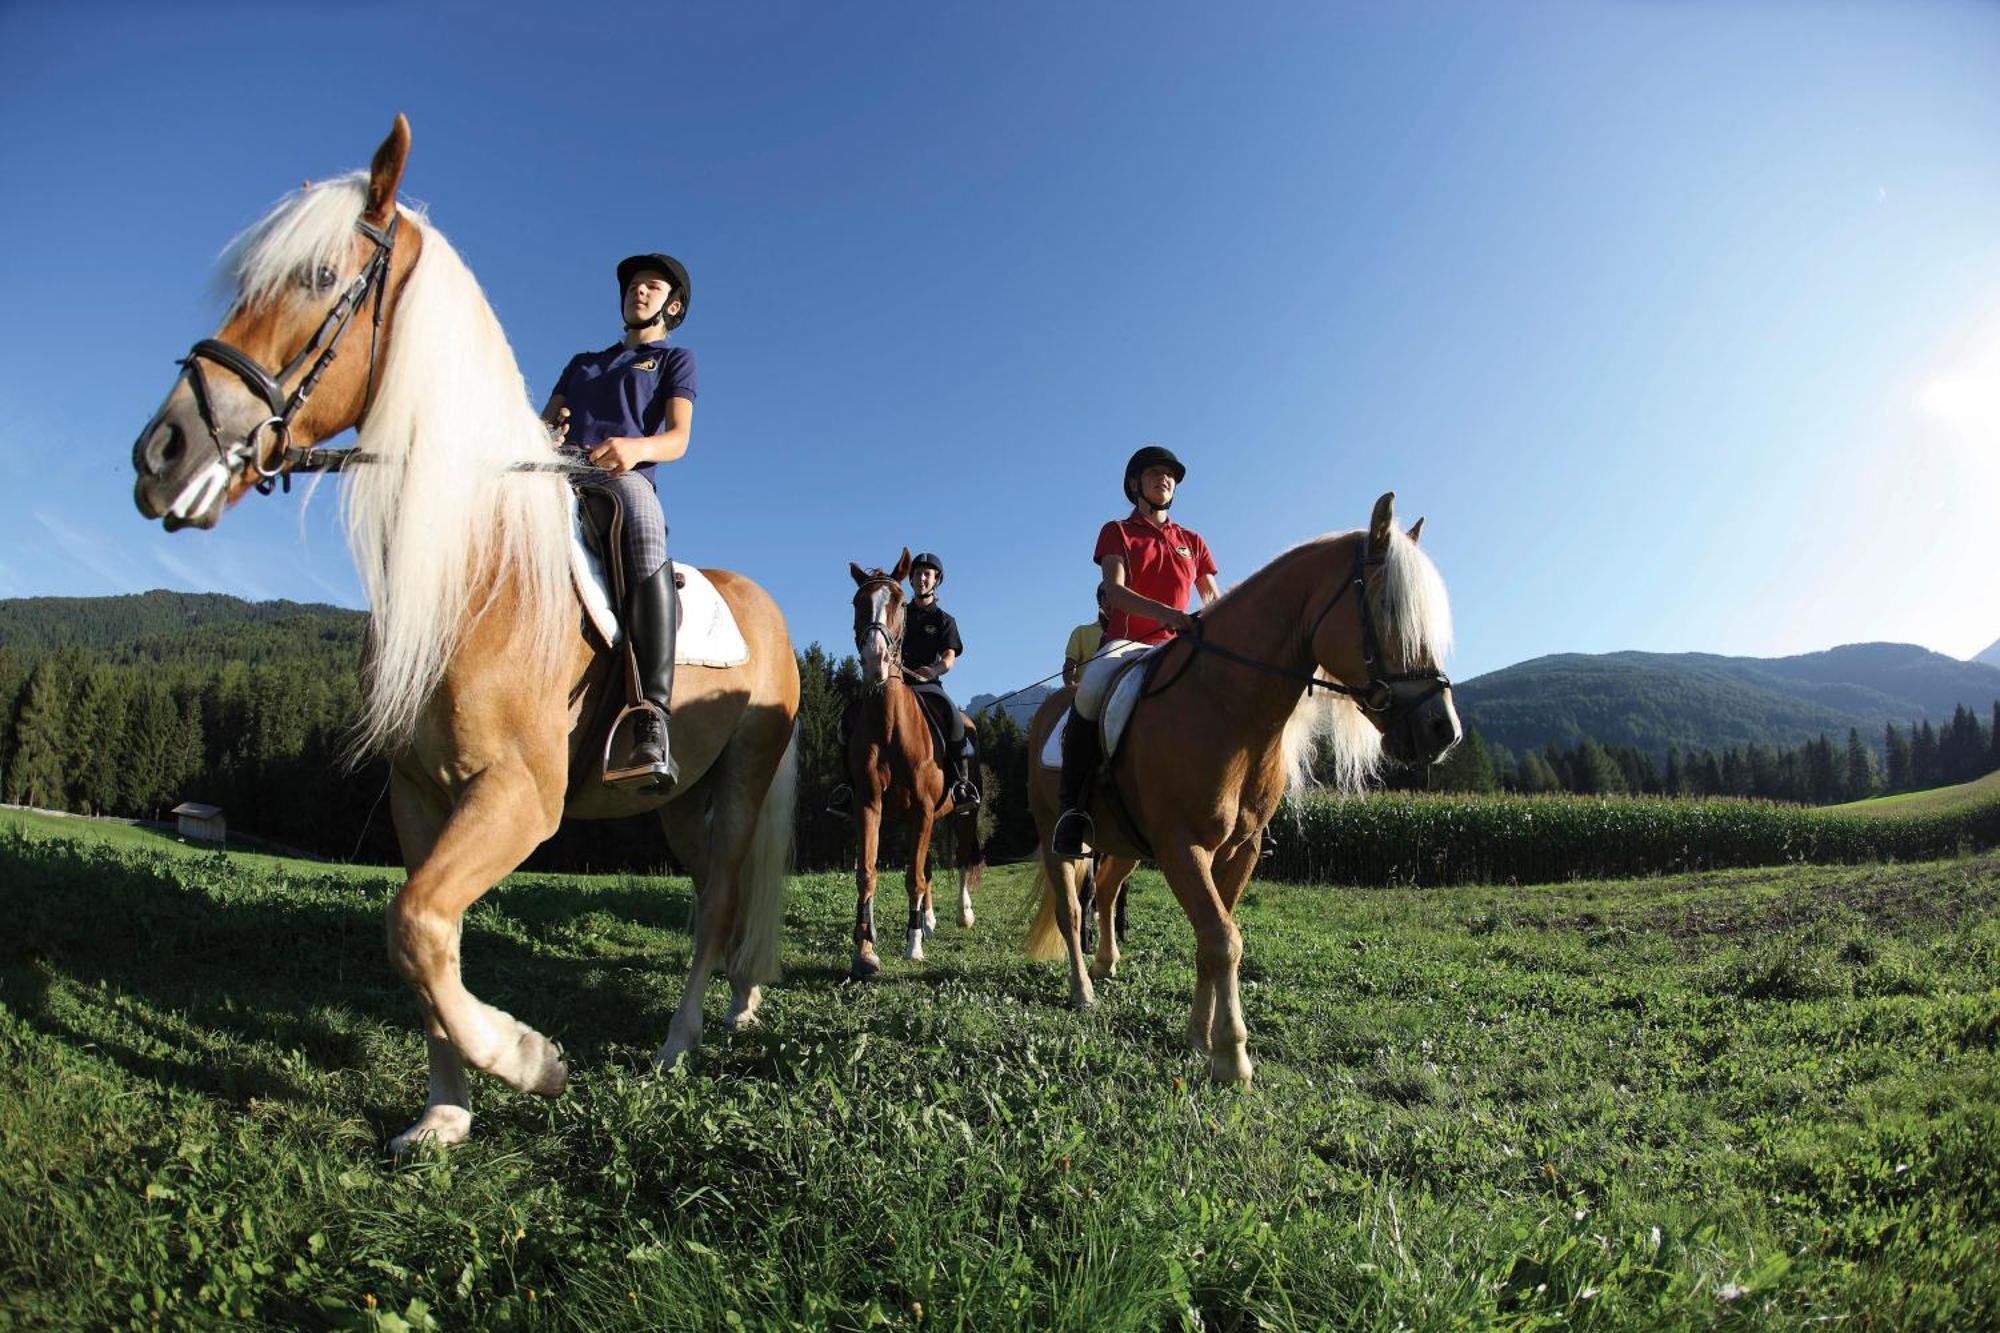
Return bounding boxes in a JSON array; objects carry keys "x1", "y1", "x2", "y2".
[
  {"x1": 1022, "y1": 858, "x2": 1066, "y2": 961},
  {"x1": 731, "y1": 722, "x2": 798, "y2": 986}
]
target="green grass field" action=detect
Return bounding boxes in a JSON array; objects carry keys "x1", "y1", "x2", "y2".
[
  {"x1": 1828, "y1": 768, "x2": 2000, "y2": 817},
  {"x1": 4, "y1": 808, "x2": 1998, "y2": 1329}
]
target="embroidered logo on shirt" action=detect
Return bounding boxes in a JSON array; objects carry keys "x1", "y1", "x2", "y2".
[
  {"x1": 1174, "y1": 545, "x2": 1193, "y2": 558},
  {"x1": 633, "y1": 358, "x2": 659, "y2": 372}
]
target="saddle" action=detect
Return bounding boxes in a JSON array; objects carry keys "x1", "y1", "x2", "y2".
[
  {"x1": 1039, "y1": 647, "x2": 1169, "y2": 858},
  {"x1": 569, "y1": 487, "x2": 748, "y2": 788},
  {"x1": 911, "y1": 687, "x2": 977, "y2": 802}
]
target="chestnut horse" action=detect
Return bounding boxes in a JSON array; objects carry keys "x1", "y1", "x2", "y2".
[
  {"x1": 845, "y1": 551, "x2": 983, "y2": 978},
  {"x1": 1024, "y1": 494, "x2": 1459, "y2": 1084},
  {"x1": 130, "y1": 117, "x2": 800, "y2": 1153}
]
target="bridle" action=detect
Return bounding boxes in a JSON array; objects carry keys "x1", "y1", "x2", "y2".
[
  {"x1": 176, "y1": 213, "x2": 401, "y2": 495},
  {"x1": 853, "y1": 576, "x2": 907, "y2": 685},
  {"x1": 1146, "y1": 539, "x2": 1452, "y2": 724}
]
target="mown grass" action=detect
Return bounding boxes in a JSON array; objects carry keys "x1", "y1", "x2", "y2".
[
  {"x1": 1828, "y1": 768, "x2": 2000, "y2": 817},
  {"x1": 3, "y1": 809, "x2": 1998, "y2": 1329}
]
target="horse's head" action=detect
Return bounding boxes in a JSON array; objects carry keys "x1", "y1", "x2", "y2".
[
  {"x1": 849, "y1": 549, "x2": 912, "y2": 686},
  {"x1": 132, "y1": 115, "x2": 422, "y2": 530},
  {"x1": 1309, "y1": 492, "x2": 1461, "y2": 767}
]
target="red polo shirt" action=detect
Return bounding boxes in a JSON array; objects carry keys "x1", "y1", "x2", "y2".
[{"x1": 1094, "y1": 516, "x2": 1217, "y2": 644}]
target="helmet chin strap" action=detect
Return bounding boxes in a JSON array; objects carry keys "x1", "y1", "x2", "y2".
[{"x1": 624, "y1": 311, "x2": 666, "y2": 334}]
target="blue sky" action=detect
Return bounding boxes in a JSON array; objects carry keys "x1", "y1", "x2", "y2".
[{"x1": 2, "y1": 1, "x2": 1996, "y2": 704}]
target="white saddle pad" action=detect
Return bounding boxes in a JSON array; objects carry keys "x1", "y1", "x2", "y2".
[
  {"x1": 569, "y1": 509, "x2": 748, "y2": 668},
  {"x1": 1037, "y1": 649, "x2": 1156, "y2": 768}
]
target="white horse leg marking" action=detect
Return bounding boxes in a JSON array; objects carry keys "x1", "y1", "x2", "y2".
[
  {"x1": 958, "y1": 866, "x2": 975, "y2": 929},
  {"x1": 390, "y1": 1028, "x2": 475, "y2": 1154}
]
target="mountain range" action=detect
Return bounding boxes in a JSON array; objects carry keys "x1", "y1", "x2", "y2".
[
  {"x1": 1453, "y1": 642, "x2": 2000, "y2": 759},
  {"x1": 4, "y1": 593, "x2": 1995, "y2": 763}
]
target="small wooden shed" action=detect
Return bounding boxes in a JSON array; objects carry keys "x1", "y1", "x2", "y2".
[{"x1": 171, "y1": 801, "x2": 226, "y2": 845}]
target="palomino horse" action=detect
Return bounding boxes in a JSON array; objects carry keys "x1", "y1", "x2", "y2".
[
  {"x1": 130, "y1": 117, "x2": 801, "y2": 1153},
  {"x1": 1024, "y1": 494, "x2": 1459, "y2": 1084},
  {"x1": 845, "y1": 551, "x2": 984, "y2": 978}
]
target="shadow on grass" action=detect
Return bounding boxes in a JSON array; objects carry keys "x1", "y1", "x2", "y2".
[{"x1": 0, "y1": 834, "x2": 710, "y2": 1108}]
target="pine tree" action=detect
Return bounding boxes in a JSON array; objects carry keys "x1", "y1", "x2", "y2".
[
  {"x1": 5, "y1": 659, "x2": 73, "y2": 810},
  {"x1": 1663, "y1": 746, "x2": 1683, "y2": 797},
  {"x1": 1845, "y1": 728, "x2": 1875, "y2": 802},
  {"x1": 1914, "y1": 720, "x2": 1940, "y2": 789},
  {"x1": 1884, "y1": 723, "x2": 1910, "y2": 792},
  {"x1": 1435, "y1": 728, "x2": 1496, "y2": 793}
]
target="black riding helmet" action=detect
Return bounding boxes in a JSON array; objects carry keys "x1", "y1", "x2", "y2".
[
  {"x1": 616, "y1": 253, "x2": 691, "y2": 331},
  {"x1": 1123, "y1": 445, "x2": 1186, "y2": 505},
  {"x1": 910, "y1": 551, "x2": 945, "y2": 584}
]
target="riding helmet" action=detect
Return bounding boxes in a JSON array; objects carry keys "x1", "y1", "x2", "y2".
[
  {"x1": 910, "y1": 551, "x2": 945, "y2": 583},
  {"x1": 1123, "y1": 445, "x2": 1186, "y2": 502},
  {"x1": 616, "y1": 253, "x2": 691, "y2": 330}
]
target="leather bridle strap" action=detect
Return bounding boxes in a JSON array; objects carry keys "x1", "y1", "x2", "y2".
[{"x1": 177, "y1": 213, "x2": 400, "y2": 492}]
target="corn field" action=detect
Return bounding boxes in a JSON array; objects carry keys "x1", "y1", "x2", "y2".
[{"x1": 1267, "y1": 788, "x2": 2000, "y2": 886}]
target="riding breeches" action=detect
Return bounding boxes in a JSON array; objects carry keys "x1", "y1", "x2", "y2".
[
  {"x1": 1072, "y1": 638, "x2": 1152, "y2": 720},
  {"x1": 572, "y1": 470, "x2": 668, "y2": 582},
  {"x1": 908, "y1": 680, "x2": 966, "y2": 747}
]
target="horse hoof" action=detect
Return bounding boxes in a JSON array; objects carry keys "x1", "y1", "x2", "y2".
[
  {"x1": 1208, "y1": 1049, "x2": 1254, "y2": 1085},
  {"x1": 905, "y1": 930, "x2": 926, "y2": 962},
  {"x1": 1089, "y1": 960, "x2": 1117, "y2": 981},
  {"x1": 652, "y1": 1037, "x2": 693, "y2": 1072},
  {"x1": 850, "y1": 954, "x2": 882, "y2": 981},
  {"x1": 959, "y1": 909, "x2": 975, "y2": 930},
  {"x1": 1066, "y1": 982, "x2": 1096, "y2": 1011},
  {"x1": 723, "y1": 987, "x2": 763, "y2": 1033},
  {"x1": 922, "y1": 909, "x2": 938, "y2": 938},
  {"x1": 389, "y1": 1104, "x2": 472, "y2": 1156}
]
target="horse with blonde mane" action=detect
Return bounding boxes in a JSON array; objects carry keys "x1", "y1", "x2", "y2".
[
  {"x1": 130, "y1": 117, "x2": 800, "y2": 1153},
  {"x1": 1024, "y1": 493, "x2": 1460, "y2": 1084},
  {"x1": 844, "y1": 550, "x2": 984, "y2": 978}
]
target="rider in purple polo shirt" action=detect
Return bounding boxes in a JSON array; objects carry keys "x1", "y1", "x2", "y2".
[{"x1": 542, "y1": 253, "x2": 697, "y2": 790}]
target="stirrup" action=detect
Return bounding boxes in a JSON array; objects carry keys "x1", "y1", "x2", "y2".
[
  {"x1": 1050, "y1": 808, "x2": 1093, "y2": 858},
  {"x1": 604, "y1": 701, "x2": 677, "y2": 792},
  {"x1": 952, "y1": 780, "x2": 982, "y2": 809},
  {"x1": 826, "y1": 784, "x2": 854, "y2": 820}
]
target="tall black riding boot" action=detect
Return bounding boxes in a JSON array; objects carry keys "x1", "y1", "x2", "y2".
[
  {"x1": 623, "y1": 562, "x2": 679, "y2": 791},
  {"x1": 948, "y1": 719, "x2": 980, "y2": 808},
  {"x1": 1049, "y1": 709, "x2": 1100, "y2": 857}
]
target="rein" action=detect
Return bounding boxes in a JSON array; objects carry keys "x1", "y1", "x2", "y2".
[
  {"x1": 853, "y1": 576, "x2": 907, "y2": 689},
  {"x1": 179, "y1": 213, "x2": 401, "y2": 495},
  {"x1": 1144, "y1": 542, "x2": 1451, "y2": 716}
]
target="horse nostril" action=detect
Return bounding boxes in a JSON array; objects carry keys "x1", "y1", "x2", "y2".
[{"x1": 159, "y1": 424, "x2": 185, "y2": 467}]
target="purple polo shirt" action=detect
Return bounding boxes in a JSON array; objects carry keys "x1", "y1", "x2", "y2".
[{"x1": 551, "y1": 342, "x2": 698, "y2": 489}]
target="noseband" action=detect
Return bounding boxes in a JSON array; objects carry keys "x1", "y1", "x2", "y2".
[
  {"x1": 1149, "y1": 541, "x2": 1452, "y2": 727},
  {"x1": 853, "y1": 577, "x2": 906, "y2": 683},
  {"x1": 176, "y1": 213, "x2": 400, "y2": 495}
]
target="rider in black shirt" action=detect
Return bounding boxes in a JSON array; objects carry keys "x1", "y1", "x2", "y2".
[
  {"x1": 900, "y1": 552, "x2": 979, "y2": 808},
  {"x1": 827, "y1": 550, "x2": 980, "y2": 817}
]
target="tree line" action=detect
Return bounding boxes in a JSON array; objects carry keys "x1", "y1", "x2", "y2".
[
  {"x1": 1392, "y1": 702, "x2": 2000, "y2": 806},
  {"x1": 4, "y1": 612, "x2": 1995, "y2": 870}
]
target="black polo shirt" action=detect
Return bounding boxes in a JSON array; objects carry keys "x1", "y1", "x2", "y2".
[{"x1": 900, "y1": 600, "x2": 963, "y2": 673}]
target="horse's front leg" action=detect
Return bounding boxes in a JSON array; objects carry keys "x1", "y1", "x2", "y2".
[
  {"x1": 906, "y1": 813, "x2": 937, "y2": 961},
  {"x1": 1157, "y1": 839, "x2": 1251, "y2": 1083},
  {"x1": 384, "y1": 768, "x2": 565, "y2": 1153},
  {"x1": 852, "y1": 797, "x2": 884, "y2": 979}
]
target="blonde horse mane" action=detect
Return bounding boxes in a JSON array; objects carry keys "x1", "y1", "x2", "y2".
[
  {"x1": 219, "y1": 175, "x2": 574, "y2": 757},
  {"x1": 1274, "y1": 526, "x2": 1454, "y2": 798}
]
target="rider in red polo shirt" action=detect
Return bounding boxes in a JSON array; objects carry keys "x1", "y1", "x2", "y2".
[{"x1": 1050, "y1": 445, "x2": 1222, "y2": 856}]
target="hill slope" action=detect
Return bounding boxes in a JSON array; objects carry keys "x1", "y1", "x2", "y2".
[{"x1": 1457, "y1": 642, "x2": 2000, "y2": 758}]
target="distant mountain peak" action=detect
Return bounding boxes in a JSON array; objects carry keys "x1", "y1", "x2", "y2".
[{"x1": 1976, "y1": 637, "x2": 2000, "y2": 669}]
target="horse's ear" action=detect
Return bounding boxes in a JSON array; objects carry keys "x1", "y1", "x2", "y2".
[
  {"x1": 1407, "y1": 516, "x2": 1425, "y2": 545},
  {"x1": 1367, "y1": 492, "x2": 1397, "y2": 555},
  {"x1": 892, "y1": 548, "x2": 911, "y2": 581},
  {"x1": 850, "y1": 562, "x2": 870, "y2": 587},
  {"x1": 364, "y1": 114, "x2": 411, "y2": 226}
]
